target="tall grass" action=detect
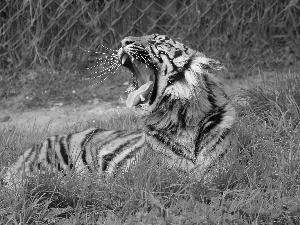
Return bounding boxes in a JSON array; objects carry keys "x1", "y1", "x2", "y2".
[
  {"x1": 1, "y1": 0, "x2": 299, "y2": 74},
  {"x1": 1, "y1": 72, "x2": 300, "y2": 224}
]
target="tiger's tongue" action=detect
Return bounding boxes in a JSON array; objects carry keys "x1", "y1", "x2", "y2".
[{"x1": 126, "y1": 81, "x2": 153, "y2": 108}]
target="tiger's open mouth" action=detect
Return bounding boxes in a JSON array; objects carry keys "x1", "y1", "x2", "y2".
[{"x1": 119, "y1": 51, "x2": 156, "y2": 108}]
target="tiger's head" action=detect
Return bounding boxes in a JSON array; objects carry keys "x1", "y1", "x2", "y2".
[{"x1": 118, "y1": 34, "x2": 234, "y2": 133}]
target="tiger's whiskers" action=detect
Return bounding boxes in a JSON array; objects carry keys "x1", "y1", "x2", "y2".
[{"x1": 84, "y1": 46, "x2": 121, "y2": 86}]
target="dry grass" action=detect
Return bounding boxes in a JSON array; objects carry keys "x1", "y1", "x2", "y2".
[{"x1": 1, "y1": 72, "x2": 300, "y2": 224}]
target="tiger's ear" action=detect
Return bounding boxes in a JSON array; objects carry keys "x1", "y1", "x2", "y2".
[
  {"x1": 207, "y1": 59, "x2": 224, "y2": 71},
  {"x1": 194, "y1": 55, "x2": 224, "y2": 71}
]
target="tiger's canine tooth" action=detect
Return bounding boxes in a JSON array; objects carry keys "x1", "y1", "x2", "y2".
[
  {"x1": 121, "y1": 54, "x2": 129, "y2": 65},
  {"x1": 140, "y1": 95, "x2": 145, "y2": 102}
]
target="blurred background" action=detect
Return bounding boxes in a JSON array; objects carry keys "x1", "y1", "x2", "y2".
[{"x1": 0, "y1": 0, "x2": 300, "y2": 108}]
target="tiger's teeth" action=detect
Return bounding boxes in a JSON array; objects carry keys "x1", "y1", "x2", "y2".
[
  {"x1": 121, "y1": 54, "x2": 129, "y2": 65},
  {"x1": 140, "y1": 95, "x2": 145, "y2": 102}
]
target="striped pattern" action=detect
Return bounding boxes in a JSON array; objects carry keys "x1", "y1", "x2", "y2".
[
  {"x1": 4, "y1": 128, "x2": 145, "y2": 186},
  {"x1": 4, "y1": 34, "x2": 236, "y2": 187}
]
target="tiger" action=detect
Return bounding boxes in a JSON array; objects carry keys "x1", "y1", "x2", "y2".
[{"x1": 2, "y1": 34, "x2": 236, "y2": 188}]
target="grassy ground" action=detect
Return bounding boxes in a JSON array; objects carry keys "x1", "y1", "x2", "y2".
[
  {"x1": 1, "y1": 70, "x2": 300, "y2": 224},
  {"x1": 0, "y1": 64, "x2": 131, "y2": 110}
]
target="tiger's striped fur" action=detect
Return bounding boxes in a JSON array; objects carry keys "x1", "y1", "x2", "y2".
[{"x1": 3, "y1": 34, "x2": 236, "y2": 187}]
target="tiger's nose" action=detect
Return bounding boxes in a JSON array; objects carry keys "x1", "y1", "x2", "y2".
[{"x1": 121, "y1": 38, "x2": 134, "y2": 46}]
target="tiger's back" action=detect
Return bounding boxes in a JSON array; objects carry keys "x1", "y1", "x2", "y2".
[{"x1": 4, "y1": 128, "x2": 145, "y2": 186}]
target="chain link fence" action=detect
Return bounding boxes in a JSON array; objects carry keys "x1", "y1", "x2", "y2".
[{"x1": 1, "y1": 0, "x2": 300, "y2": 74}]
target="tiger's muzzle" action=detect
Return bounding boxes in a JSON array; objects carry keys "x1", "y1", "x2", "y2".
[{"x1": 118, "y1": 45, "x2": 157, "y2": 108}]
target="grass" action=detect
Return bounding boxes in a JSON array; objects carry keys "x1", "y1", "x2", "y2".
[
  {"x1": 0, "y1": 65, "x2": 131, "y2": 110},
  {"x1": 1, "y1": 71, "x2": 300, "y2": 224}
]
